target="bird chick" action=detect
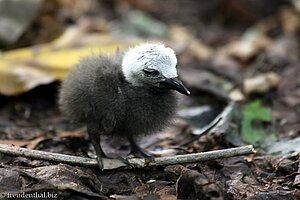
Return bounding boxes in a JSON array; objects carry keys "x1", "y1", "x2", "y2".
[{"x1": 58, "y1": 43, "x2": 190, "y2": 170}]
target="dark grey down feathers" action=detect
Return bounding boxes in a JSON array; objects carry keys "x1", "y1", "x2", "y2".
[{"x1": 58, "y1": 53, "x2": 177, "y2": 137}]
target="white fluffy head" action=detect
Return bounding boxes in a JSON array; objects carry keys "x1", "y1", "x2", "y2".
[{"x1": 122, "y1": 43, "x2": 178, "y2": 86}]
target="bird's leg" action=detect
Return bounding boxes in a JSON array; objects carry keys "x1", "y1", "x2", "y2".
[
  {"x1": 128, "y1": 136, "x2": 152, "y2": 158},
  {"x1": 87, "y1": 123, "x2": 106, "y2": 170},
  {"x1": 87, "y1": 123, "x2": 133, "y2": 169}
]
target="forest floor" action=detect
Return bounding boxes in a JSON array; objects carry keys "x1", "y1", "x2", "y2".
[{"x1": 0, "y1": 0, "x2": 299, "y2": 199}]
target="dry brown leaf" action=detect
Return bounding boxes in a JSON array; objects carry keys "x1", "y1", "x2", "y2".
[
  {"x1": 279, "y1": 6, "x2": 300, "y2": 35},
  {"x1": 0, "y1": 131, "x2": 85, "y2": 149},
  {"x1": 26, "y1": 137, "x2": 47, "y2": 149},
  {"x1": 0, "y1": 140, "x2": 29, "y2": 147},
  {"x1": 244, "y1": 72, "x2": 280, "y2": 95},
  {"x1": 160, "y1": 194, "x2": 177, "y2": 200},
  {"x1": 57, "y1": 131, "x2": 86, "y2": 138},
  {"x1": 169, "y1": 25, "x2": 213, "y2": 60},
  {"x1": 244, "y1": 154, "x2": 254, "y2": 162},
  {"x1": 217, "y1": 28, "x2": 272, "y2": 61}
]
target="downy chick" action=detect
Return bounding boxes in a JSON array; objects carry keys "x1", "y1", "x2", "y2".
[{"x1": 58, "y1": 43, "x2": 190, "y2": 170}]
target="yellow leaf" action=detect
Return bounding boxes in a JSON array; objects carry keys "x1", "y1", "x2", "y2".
[{"x1": 0, "y1": 32, "x2": 141, "y2": 95}]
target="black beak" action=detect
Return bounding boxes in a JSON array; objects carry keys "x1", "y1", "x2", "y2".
[{"x1": 162, "y1": 77, "x2": 190, "y2": 96}]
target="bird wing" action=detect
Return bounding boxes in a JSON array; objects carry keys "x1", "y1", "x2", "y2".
[{"x1": 92, "y1": 73, "x2": 126, "y2": 134}]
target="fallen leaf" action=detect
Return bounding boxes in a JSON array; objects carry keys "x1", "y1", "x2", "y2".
[
  {"x1": 0, "y1": 140, "x2": 29, "y2": 147},
  {"x1": 267, "y1": 137, "x2": 300, "y2": 158},
  {"x1": 279, "y1": 6, "x2": 300, "y2": 35},
  {"x1": 0, "y1": 26, "x2": 140, "y2": 96},
  {"x1": 0, "y1": 131, "x2": 85, "y2": 149},
  {"x1": 242, "y1": 99, "x2": 272, "y2": 144},
  {"x1": 169, "y1": 25, "x2": 213, "y2": 60},
  {"x1": 160, "y1": 194, "x2": 177, "y2": 200},
  {"x1": 244, "y1": 72, "x2": 280, "y2": 95},
  {"x1": 217, "y1": 28, "x2": 272, "y2": 61}
]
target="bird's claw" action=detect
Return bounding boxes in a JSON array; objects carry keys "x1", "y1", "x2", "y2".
[
  {"x1": 115, "y1": 156, "x2": 134, "y2": 168},
  {"x1": 130, "y1": 147, "x2": 152, "y2": 158},
  {"x1": 96, "y1": 154, "x2": 134, "y2": 169},
  {"x1": 128, "y1": 137, "x2": 152, "y2": 158}
]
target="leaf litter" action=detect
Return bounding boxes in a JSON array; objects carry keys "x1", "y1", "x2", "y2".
[{"x1": 0, "y1": 0, "x2": 300, "y2": 199}]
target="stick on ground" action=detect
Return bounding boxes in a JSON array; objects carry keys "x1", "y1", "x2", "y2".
[{"x1": 0, "y1": 144, "x2": 255, "y2": 169}]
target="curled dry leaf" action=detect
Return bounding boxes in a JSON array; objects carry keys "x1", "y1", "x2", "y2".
[{"x1": 244, "y1": 72, "x2": 280, "y2": 95}]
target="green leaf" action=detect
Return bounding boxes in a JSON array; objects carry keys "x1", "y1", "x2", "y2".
[{"x1": 242, "y1": 99, "x2": 271, "y2": 144}]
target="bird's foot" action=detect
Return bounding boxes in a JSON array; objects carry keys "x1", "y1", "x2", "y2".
[
  {"x1": 128, "y1": 136, "x2": 152, "y2": 158},
  {"x1": 114, "y1": 156, "x2": 134, "y2": 168},
  {"x1": 95, "y1": 155, "x2": 105, "y2": 171},
  {"x1": 90, "y1": 142, "x2": 106, "y2": 171},
  {"x1": 102, "y1": 154, "x2": 133, "y2": 168},
  {"x1": 95, "y1": 154, "x2": 133, "y2": 170},
  {"x1": 130, "y1": 145, "x2": 152, "y2": 158}
]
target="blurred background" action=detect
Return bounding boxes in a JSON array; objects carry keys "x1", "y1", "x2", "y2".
[{"x1": 0, "y1": 0, "x2": 300, "y2": 199}]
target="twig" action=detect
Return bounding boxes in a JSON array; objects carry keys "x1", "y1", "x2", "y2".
[{"x1": 0, "y1": 144, "x2": 255, "y2": 170}]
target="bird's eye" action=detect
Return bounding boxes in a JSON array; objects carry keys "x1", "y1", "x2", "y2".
[{"x1": 143, "y1": 68, "x2": 160, "y2": 76}]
